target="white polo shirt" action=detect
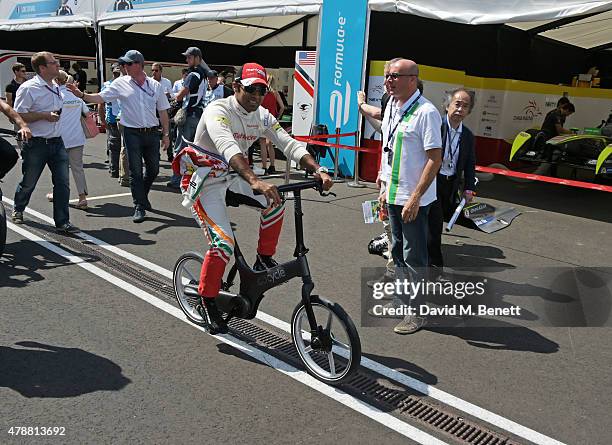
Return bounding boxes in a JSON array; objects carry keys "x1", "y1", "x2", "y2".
[
  {"x1": 382, "y1": 90, "x2": 442, "y2": 207},
  {"x1": 14, "y1": 75, "x2": 63, "y2": 138},
  {"x1": 98, "y1": 75, "x2": 170, "y2": 129},
  {"x1": 150, "y1": 76, "x2": 173, "y2": 98},
  {"x1": 59, "y1": 86, "x2": 89, "y2": 149}
]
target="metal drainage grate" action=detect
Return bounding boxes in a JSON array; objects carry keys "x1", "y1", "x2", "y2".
[{"x1": 17, "y1": 218, "x2": 523, "y2": 445}]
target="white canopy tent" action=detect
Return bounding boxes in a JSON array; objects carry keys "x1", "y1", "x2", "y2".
[
  {"x1": 1, "y1": 1, "x2": 611, "y2": 49},
  {"x1": 91, "y1": 0, "x2": 612, "y2": 51}
]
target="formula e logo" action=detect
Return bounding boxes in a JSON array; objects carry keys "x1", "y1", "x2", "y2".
[
  {"x1": 257, "y1": 267, "x2": 287, "y2": 286},
  {"x1": 329, "y1": 81, "x2": 351, "y2": 129}
]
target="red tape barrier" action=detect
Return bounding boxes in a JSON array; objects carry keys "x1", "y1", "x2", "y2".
[
  {"x1": 294, "y1": 134, "x2": 379, "y2": 153},
  {"x1": 295, "y1": 134, "x2": 612, "y2": 192},
  {"x1": 475, "y1": 165, "x2": 612, "y2": 192}
]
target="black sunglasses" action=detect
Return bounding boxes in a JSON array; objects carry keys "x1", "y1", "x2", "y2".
[
  {"x1": 384, "y1": 72, "x2": 416, "y2": 80},
  {"x1": 243, "y1": 84, "x2": 267, "y2": 95}
]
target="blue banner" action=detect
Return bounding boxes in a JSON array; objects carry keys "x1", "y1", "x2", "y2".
[
  {"x1": 315, "y1": 0, "x2": 368, "y2": 177},
  {"x1": 9, "y1": 1, "x2": 65, "y2": 19}
]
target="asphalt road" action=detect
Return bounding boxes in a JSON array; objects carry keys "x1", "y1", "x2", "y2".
[{"x1": 1, "y1": 120, "x2": 610, "y2": 444}]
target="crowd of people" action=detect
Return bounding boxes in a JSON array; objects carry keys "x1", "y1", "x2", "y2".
[
  {"x1": 0, "y1": 48, "x2": 330, "y2": 334},
  {"x1": 0, "y1": 49, "x2": 574, "y2": 336}
]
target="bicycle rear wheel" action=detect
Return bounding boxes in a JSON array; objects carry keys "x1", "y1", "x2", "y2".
[
  {"x1": 0, "y1": 201, "x2": 6, "y2": 258},
  {"x1": 173, "y1": 252, "x2": 207, "y2": 325},
  {"x1": 291, "y1": 296, "x2": 361, "y2": 385}
]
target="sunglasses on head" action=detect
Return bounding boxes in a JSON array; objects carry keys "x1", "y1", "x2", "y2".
[
  {"x1": 384, "y1": 72, "x2": 416, "y2": 80},
  {"x1": 243, "y1": 84, "x2": 267, "y2": 95}
]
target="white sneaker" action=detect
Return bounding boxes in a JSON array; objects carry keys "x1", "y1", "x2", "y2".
[{"x1": 252, "y1": 166, "x2": 266, "y2": 176}]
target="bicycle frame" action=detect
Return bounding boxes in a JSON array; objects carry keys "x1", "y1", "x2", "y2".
[{"x1": 184, "y1": 181, "x2": 324, "y2": 331}]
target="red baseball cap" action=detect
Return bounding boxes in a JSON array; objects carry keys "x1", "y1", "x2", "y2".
[{"x1": 236, "y1": 62, "x2": 267, "y2": 87}]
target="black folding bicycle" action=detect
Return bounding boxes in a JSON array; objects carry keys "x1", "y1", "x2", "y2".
[{"x1": 173, "y1": 179, "x2": 361, "y2": 384}]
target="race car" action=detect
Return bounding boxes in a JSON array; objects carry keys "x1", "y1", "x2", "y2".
[{"x1": 510, "y1": 128, "x2": 612, "y2": 177}]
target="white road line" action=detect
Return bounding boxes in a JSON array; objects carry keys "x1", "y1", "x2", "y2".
[
  {"x1": 69, "y1": 192, "x2": 132, "y2": 203},
  {"x1": 7, "y1": 221, "x2": 448, "y2": 445},
  {"x1": 3, "y1": 197, "x2": 567, "y2": 445}
]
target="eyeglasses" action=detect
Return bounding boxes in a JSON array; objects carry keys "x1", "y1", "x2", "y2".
[
  {"x1": 384, "y1": 72, "x2": 416, "y2": 80},
  {"x1": 243, "y1": 84, "x2": 267, "y2": 95},
  {"x1": 151, "y1": 69, "x2": 159, "y2": 72},
  {"x1": 19, "y1": 69, "x2": 27, "y2": 73},
  {"x1": 44, "y1": 60, "x2": 60, "y2": 66}
]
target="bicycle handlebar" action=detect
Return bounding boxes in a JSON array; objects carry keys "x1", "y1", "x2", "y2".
[
  {"x1": 254, "y1": 179, "x2": 335, "y2": 198},
  {"x1": 0, "y1": 128, "x2": 17, "y2": 137},
  {"x1": 276, "y1": 179, "x2": 322, "y2": 194}
]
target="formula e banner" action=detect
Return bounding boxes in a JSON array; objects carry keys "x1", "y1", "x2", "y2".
[
  {"x1": 0, "y1": 0, "x2": 94, "y2": 30},
  {"x1": 315, "y1": 0, "x2": 368, "y2": 177}
]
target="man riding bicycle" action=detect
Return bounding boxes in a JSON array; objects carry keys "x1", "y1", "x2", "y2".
[{"x1": 172, "y1": 62, "x2": 332, "y2": 332}]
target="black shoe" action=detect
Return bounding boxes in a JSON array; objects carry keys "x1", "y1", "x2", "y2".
[
  {"x1": 253, "y1": 254, "x2": 278, "y2": 271},
  {"x1": 110, "y1": 171, "x2": 119, "y2": 178},
  {"x1": 56, "y1": 222, "x2": 80, "y2": 234},
  {"x1": 201, "y1": 297, "x2": 228, "y2": 334},
  {"x1": 266, "y1": 165, "x2": 277, "y2": 174},
  {"x1": 133, "y1": 207, "x2": 146, "y2": 223},
  {"x1": 166, "y1": 181, "x2": 180, "y2": 189}
]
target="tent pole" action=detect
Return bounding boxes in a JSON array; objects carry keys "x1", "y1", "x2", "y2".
[
  {"x1": 347, "y1": 6, "x2": 371, "y2": 188},
  {"x1": 94, "y1": 25, "x2": 105, "y2": 92}
]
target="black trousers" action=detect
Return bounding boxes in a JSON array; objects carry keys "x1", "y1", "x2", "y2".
[{"x1": 427, "y1": 174, "x2": 456, "y2": 268}]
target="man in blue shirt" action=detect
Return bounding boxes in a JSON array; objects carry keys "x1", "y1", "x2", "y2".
[{"x1": 100, "y1": 63, "x2": 122, "y2": 178}]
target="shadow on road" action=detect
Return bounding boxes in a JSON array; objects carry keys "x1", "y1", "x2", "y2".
[
  {"x1": 0, "y1": 240, "x2": 77, "y2": 288},
  {"x1": 0, "y1": 341, "x2": 131, "y2": 398},
  {"x1": 426, "y1": 324, "x2": 560, "y2": 353}
]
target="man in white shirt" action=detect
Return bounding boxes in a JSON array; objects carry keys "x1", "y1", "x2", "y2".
[
  {"x1": 12, "y1": 51, "x2": 79, "y2": 233},
  {"x1": 68, "y1": 50, "x2": 170, "y2": 223},
  {"x1": 380, "y1": 58, "x2": 442, "y2": 335},
  {"x1": 172, "y1": 62, "x2": 332, "y2": 333},
  {"x1": 150, "y1": 63, "x2": 173, "y2": 99}
]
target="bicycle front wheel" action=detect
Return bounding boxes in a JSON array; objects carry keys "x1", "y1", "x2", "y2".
[
  {"x1": 291, "y1": 296, "x2": 361, "y2": 385},
  {"x1": 0, "y1": 202, "x2": 6, "y2": 258}
]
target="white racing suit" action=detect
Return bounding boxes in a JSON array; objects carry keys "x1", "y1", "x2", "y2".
[{"x1": 172, "y1": 95, "x2": 310, "y2": 298}]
